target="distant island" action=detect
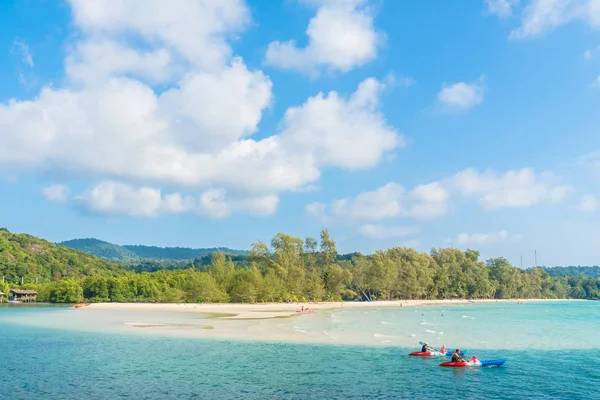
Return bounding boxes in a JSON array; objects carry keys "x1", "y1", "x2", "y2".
[{"x1": 1, "y1": 227, "x2": 599, "y2": 303}]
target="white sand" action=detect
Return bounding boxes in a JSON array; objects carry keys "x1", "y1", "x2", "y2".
[{"x1": 89, "y1": 298, "x2": 567, "y2": 320}]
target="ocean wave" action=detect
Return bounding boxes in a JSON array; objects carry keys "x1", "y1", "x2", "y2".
[
  {"x1": 420, "y1": 322, "x2": 434, "y2": 325},
  {"x1": 374, "y1": 333, "x2": 402, "y2": 339},
  {"x1": 425, "y1": 330, "x2": 437, "y2": 334}
]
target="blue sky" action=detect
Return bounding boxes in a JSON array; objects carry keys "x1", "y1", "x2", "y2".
[{"x1": 1, "y1": 0, "x2": 600, "y2": 266}]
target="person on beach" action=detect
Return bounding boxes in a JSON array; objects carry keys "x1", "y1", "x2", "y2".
[
  {"x1": 421, "y1": 342, "x2": 434, "y2": 352},
  {"x1": 451, "y1": 349, "x2": 465, "y2": 363}
]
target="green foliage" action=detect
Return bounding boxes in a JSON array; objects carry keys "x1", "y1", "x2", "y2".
[
  {"x1": 3, "y1": 229, "x2": 600, "y2": 303},
  {"x1": 0, "y1": 230, "x2": 125, "y2": 285},
  {"x1": 49, "y1": 280, "x2": 84, "y2": 303}
]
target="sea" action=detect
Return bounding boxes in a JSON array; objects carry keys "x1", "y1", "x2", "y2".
[{"x1": 1, "y1": 301, "x2": 598, "y2": 399}]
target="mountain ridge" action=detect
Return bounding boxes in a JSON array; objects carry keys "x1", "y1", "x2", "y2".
[{"x1": 58, "y1": 238, "x2": 249, "y2": 262}]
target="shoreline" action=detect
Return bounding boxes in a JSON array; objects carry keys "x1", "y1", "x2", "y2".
[
  {"x1": 89, "y1": 298, "x2": 582, "y2": 320},
  {"x1": 4, "y1": 298, "x2": 592, "y2": 349}
]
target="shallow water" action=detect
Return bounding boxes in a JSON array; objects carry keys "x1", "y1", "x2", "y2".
[{"x1": 0, "y1": 302, "x2": 598, "y2": 399}]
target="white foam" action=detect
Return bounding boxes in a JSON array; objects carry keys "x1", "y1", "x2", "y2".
[{"x1": 374, "y1": 333, "x2": 402, "y2": 339}]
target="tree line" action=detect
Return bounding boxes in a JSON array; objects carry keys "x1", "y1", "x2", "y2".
[{"x1": 12, "y1": 230, "x2": 600, "y2": 303}]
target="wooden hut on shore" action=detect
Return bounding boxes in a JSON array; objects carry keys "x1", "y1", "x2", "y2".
[{"x1": 9, "y1": 289, "x2": 37, "y2": 303}]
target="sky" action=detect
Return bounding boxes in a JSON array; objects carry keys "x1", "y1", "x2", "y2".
[{"x1": 1, "y1": 0, "x2": 600, "y2": 267}]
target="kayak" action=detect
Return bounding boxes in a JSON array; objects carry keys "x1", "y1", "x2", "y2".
[
  {"x1": 439, "y1": 358, "x2": 507, "y2": 367},
  {"x1": 70, "y1": 303, "x2": 90, "y2": 309},
  {"x1": 409, "y1": 349, "x2": 466, "y2": 357}
]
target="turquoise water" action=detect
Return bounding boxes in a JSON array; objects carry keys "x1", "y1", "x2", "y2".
[{"x1": 1, "y1": 302, "x2": 599, "y2": 399}]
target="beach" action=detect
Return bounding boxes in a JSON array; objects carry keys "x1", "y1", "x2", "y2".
[
  {"x1": 75, "y1": 299, "x2": 586, "y2": 346},
  {"x1": 88, "y1": 298, "x2": 573, "y2": 319}
]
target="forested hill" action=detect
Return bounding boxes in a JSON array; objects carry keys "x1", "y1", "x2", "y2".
[
  {"x1": 2, "y1": 228, "x2": 600, "y2": 303},
  {"x1": 543, "y1": 266, "x2": 600, "y2": 279},
  {"x1": 59, "y1": 238, "x2": 249, "y2": 262},
  {"x1": 0, "y1": 229, "x2": 125, "y2": 284}
]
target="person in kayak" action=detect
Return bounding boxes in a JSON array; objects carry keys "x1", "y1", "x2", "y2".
[
  {"x1": 421, "y1": 342, "x2": 434, "y2": 352},
  {"x1": 451, "y1": 349, "x2": 465, "y2": 363}
]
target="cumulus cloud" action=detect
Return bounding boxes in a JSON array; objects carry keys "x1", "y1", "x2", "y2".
[
  {"x1": 78, "y1": 181, "x2": 278, "y2": 218},
  {"x1": 1, "y1": 0, "x2": 401, "y2": 218},
  {"x1": 265, "y1": 0, "x2": 382, "y2": 75},
  {"x1": 508, "y1": 0, "x2": 600, "y2": 39},
  {"x1": 309, "y1": 180, "x2": 449, "y2": 222},
  {"x1": 449, "y1": 230, "x2": 522, "y2": 246},
  {"x1": 486, "y1": 0, "x2": 520, "y2": 17},
  {"x1": 450, "y1": 167, "x2": 566, "y2": 208},
  {"x1": 359, "y1": 224, "x2": 420, "y2": 239},
  {"x1": 578, "y1": 194, "x2": 599, "y2": 212},
  {"x1": 42, "y1": 184, "x2": 69, "y2": 203},
  {"x1": 437, "y1": 76, "x2": 486, "y2": 111},
  {"x1": 279, "y1": 78, "x2": 401, "y2": 170}
]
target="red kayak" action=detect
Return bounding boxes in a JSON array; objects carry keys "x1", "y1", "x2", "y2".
[
  {"x1": 409, "y1": 351, "x2": 445, "y2": 357},
  {"x1": 439, "y1": 361, "x2": 471, "y2": 367},
  {"x1": 439, "y1": 358, "x2": 506, "y2": 367}
]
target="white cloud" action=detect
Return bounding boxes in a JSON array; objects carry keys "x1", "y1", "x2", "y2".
[
  {"x1": 550, "y1": 185, "x2": 575, "y2": 202},
  {"x1": 359, "y1": 224, "x2": 420, "y2": 239},
  {"x1": 584, "y1": 49, "x2": 593, "y2": 60},
  {"x1": 331, "y1": 182, "x2": 405, "y2": 220},
  {"x1": 594, "y1": 75, "x2": 600, "y2": 88},
  {"x1": 486, "y1": 0, "x2": 520, "y2": 17},
  {"x1": 450, "y1": 230, "x2": 522, "y2": 246},
  {"x1": 42, "y1": 184, "x2": 69, "y2": 203},
  {"x1": 79, "y1": 181, "x2": 278, "y2": 218},
  {"x1": 279, "y1": 78, "x2": 401, "y2": 170},
  {"x1": 451, "y1": 167, "x2": 564, "y2": 208},
  {"x1": 68, "y1": 0, "x2": 251, "y2": 71},
  {"x1": 264, "y1": 0, "x2": 381, "y2": 75},
  {"x1": 11, "y1": 40, "x2": 34, "y2": 67},
  {"x1": 311, "y1": 180, "x2": 449, "y2": 222},
  {"x1": 509, "y1": 0, "x2": 600, "y2": 39},
  {"x1": 407, "y1": 182, "x2": 449, "y2": 219},
  {"x1": 0, "y1": 1, "x2": 401, "y2": 218},
  {"x1": 437, "y1": 76, "x2": 486, "y2": 111},
  {"x1": 305, "y1": 202, "x2": 327, "y2": 217},
  {"x1": 578, "y1": 194, "x2": 599, "y2": 212}
]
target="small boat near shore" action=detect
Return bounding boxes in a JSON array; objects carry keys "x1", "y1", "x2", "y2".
[{"x1": 70, "y1": 303, "x2": 91, "y2": 309}]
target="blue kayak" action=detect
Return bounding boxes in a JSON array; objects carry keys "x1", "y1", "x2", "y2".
[{"x1": 480, "y1": 358, "x2": 507, "y2": 367}]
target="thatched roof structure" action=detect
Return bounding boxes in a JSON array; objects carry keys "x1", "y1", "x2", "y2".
[{"x1": 9, "y1": 289, "x2": 37, "y2": 295}]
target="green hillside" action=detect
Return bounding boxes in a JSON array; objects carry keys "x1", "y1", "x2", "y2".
[
  {"x1": 59, "y1": 238, "x2": 249, "y2": 262},
  {"x1": 543, "y1": 266, "x2": 600, "y2": 279},
  {"x1": 0, "y1": 229, "x2": 125, "y2": 285}
]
